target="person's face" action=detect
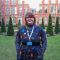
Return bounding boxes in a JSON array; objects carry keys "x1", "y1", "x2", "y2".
[{"x1": 26, "y1": 17, "x2": 35, "y2": 25}]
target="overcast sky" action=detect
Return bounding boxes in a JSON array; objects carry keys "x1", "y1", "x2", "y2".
[{"x1": 19, "y1": 0, "x2": 60, "y2": 11}]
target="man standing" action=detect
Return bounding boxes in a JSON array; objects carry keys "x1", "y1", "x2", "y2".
[{"x1": 15, "y1": 12, "x2": 47, "y2": 60}]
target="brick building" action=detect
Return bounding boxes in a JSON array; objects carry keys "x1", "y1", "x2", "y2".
[{"x1": 0, "y1": 0, "x2": 60, "y2": 26}]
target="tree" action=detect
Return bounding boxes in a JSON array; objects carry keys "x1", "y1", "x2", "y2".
[
  {"x1": 41, "y1": 18, "x2": 45, "y2": 29},
  {"x1": 55, "y1": 17, "x2": 60, "y2": 34},
  {"x1": 46, "y1": 14, "x2": 53, "y2": 36},
  {"x1": 7, "y1": 17, "x2": 14, "y2": 36},
  {"x1": 0, "y1": 21, "x2": 1, "y2": 27},
  {"x1": 1, "y1": 17, "x2": 6, "y2": 32},
  {"x1": 18, "y1": 19, "x2": 21, "y2": 29},
  {"x1": 59, "y1": 24, "x2": 60, "y2": 33},
  {"x1": 0, "y1": 12, "x2": 1, "y2": 26}
]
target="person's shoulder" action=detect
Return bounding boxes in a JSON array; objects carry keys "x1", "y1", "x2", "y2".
[
  {"x1": 19, "y1": 26, "x2": 26, "y2": 30},
  {"x1": 35, "y1": 25, "x2": 42, "y2": 30},
  {"x1": 35, "y1": 25, "x2": 46, "y2": 32}
]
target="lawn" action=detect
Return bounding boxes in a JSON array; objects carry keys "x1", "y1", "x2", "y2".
[{"x1": 0, "y1": 35, "x2": 60, "y2": 60}]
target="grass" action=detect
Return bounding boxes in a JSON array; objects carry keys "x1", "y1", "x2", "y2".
[
  {"x1": 0, "y1": 35, "x2": 16, "y2": 60},
  {"x1": 44, "y1": 35, "x2": 60, "y2": 60},
  {"x1": 0, "y1": 35, "x2": 60, "y2": 60}
]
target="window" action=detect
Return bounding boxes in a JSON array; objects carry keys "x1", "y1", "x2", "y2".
[
  {"x1": 6, "y1": 0, "x2": 9, "y2": 5},
  {"x1": 58, "y1": 6, "x2": 60, "y2": 13},
  {"x1": 12, "y1": 17, "x2": 16, "y2": 23},
  {"x1": 1, "y1": 1, "x2": 4, "y2": 5},
  {"x1": 39, "y1": 5, "x2": 42, "y2": 13},
  {"x1": 15, "y1": 7, "x2": 17, "y2": 14},
  {"x1": 11, "y1": 7, "x2": 17, "y2": 14},
  {"x1": 11, "y1": 7, "x2": 15, "y2": 14},
  {"x1": 6, "y1": 7, "x2": 10, "y2": 15},
  {"x1": 12, "y1": 0, "x2": 16, "y2": 5},
  {"x1": 50, "y1": 5, "x2": 56, "y2": 14},
  {"x1": 44, "y1": 5, "x2": 48, "y2": 13},
  {"x1": 19, "y1": 8, "x2": 22, "y2": 16}
]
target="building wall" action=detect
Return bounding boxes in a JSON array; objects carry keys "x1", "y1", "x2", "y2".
[
  {"x1": 0, "y1": 0, "x2": 60, "y2": 26},
  {"x1": 1, "y1": 0, "x2": 30, "y2": 25}
]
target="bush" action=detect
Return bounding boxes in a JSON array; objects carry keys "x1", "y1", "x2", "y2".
[
  {"x1": 7, "y1": 17, "x2": 14, "y2": 36},
  {"x1": 41, "y1": 18, "x2": 45, "y2": 29},
  {"x1": 46, "y1": 14, "x2": 54, "y2": 36},
  {"x1": 55, "y1": 17, "x2": 60, "y2": 34},
  {"x1": 18, "y1": 19, "x2": 21, "y2": 29},
  {"x1": 1, "y1": 17, "x2": 6, "y2": 33}
]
